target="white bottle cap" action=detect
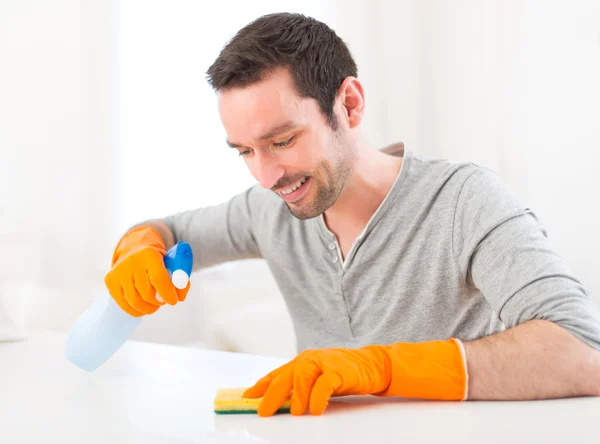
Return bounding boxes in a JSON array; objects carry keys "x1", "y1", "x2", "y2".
[{"x1": 171, "y1": 269, "x2": 190, "y2": 290}]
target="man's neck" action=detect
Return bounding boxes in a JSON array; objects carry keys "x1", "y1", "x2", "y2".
[{"x1": 323, "y1": 146, "x2": 403, "y2": 249}]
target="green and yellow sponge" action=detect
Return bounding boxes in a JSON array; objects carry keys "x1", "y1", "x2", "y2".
[{"x1": 214, "y1": 388, "x2": 291, "y2": 414}]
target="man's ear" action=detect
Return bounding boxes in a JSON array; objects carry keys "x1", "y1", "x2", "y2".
[{"x1": 337, "y1": 76, "x2": 365, "y2": 129}]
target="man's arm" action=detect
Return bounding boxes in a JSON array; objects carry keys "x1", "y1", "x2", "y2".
[
  {"x1": 161, "y1": 185, "x2": 265, "y2": 270},
  {"x1": 453, "y1": 168, "x2": 600, "y2": 400},
  {"x1": 464, "y1": 319, "x2": 600, "y2": 400}
]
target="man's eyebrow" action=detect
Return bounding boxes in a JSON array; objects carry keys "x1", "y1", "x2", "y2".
[
  {"x1": 226, "y1": 140, "x2": 242, "y2": 149},
  {"x1": 259, "y1": 121, "x2": 301, "y2": 141},
  {"x1": 226, "y1": 121, "x2": 301, "y2": 148}
]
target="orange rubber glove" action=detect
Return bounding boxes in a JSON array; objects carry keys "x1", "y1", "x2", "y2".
[
  {"x1": 243, "y1": 338, "x2": 468, "y2": 417},
  {"x1": 104, "y1": 226, "x2": 190, "y2": 317}
]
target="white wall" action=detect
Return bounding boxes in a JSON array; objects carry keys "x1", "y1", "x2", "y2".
[{"x1": 0, "y1": 0, "x2": 115, "y2": 332}]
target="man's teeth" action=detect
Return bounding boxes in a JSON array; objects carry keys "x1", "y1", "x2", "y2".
[{"x1": 281, "y1": 177, "x2": 307, "y2": 195}]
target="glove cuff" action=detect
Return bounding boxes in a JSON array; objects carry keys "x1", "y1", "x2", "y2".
[{"x1": 377, "y1": 338, "x2": 469, "y2": 401}]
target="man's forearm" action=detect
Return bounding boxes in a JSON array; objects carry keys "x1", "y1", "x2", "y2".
[
  {"x1": 463, "y1": 320, "x2": 600, "y2": 400},
  {"x1": 131, "y1": 219, "x2": 175, "y2": 250}
]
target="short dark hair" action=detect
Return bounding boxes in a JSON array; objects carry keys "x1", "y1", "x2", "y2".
[{"x1": 206, "y1": 12, "x2": 358, "y2": 129}]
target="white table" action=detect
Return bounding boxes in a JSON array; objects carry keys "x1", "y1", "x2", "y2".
[{"x1": 1, "y1": 331, "x2": 599, "y2": 443}]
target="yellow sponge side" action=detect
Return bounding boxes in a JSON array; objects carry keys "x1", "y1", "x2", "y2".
[{"x1": 214, "y1": 388, "x2": 291, "y2": 414}]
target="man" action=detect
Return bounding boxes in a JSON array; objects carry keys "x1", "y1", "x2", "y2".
[{"x1": 105, "y1": 13, "x2": 600, "y2": 416}]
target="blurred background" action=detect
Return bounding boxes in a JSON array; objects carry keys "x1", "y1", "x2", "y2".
[{"x1": 1, "y1": 0, "x2": 599, "y2": 358}]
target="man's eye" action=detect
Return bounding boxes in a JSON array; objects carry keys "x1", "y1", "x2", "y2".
[
  {"x1": 238, "y1": 149, "x2": 252, "y2": 157},
  {"x1": 273, "y1": 136, "x2": 295, "y2": 148}
]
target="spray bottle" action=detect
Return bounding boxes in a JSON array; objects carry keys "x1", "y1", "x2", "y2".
[{"x1": 64, "y1": 241, "x2": 193, "y2": 372}]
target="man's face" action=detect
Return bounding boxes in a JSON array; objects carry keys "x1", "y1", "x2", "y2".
[{"x1": 217, "y1": 68, "x2": 354, "y2": 219}]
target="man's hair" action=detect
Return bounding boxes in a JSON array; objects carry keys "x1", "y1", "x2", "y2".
[{"x1": 206, "y1": 12, "x2": 358, "y2": 129}]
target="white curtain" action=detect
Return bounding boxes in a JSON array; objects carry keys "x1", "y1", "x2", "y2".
[
  {"x1": 2, "y1": 0, "x2": 598, "y2": 353},
  {"x1": 1, "y1": 0, "x2": 115, "y2": 338}
]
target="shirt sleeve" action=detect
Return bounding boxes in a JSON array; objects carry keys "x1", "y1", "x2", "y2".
[
  {"x1": 164, "y1": 185, "x2": 263, "y2": 270},
  {"x1": 452, "y1": 167, "x2": 600, "y2": 350}
]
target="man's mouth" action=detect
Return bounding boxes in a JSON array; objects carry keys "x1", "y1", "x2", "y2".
[
  {"x1": 277, "y1": 176, "x2": 310, "y2": 202},
  {"x1": 280, "y1": 176, "x2": 308, "y2": 195}
]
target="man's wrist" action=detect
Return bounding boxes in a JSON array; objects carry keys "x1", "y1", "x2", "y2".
[{"x1": 130, "y1": 219, "x2": 175, "y2": 250}]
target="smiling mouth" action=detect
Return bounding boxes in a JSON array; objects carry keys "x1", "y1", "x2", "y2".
[
  {"x1": 279, "y1": 176, "x2": 308, "y2": 195},
  {"x1": 277, "y1": 176, "x2": 311, "y2": 203}
]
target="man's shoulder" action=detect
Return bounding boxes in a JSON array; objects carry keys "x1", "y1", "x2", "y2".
[
  {"x1": 398, "y1": 150, "x2": 522, "y2": 218},
  {"x1": 408, "y1": 152, "x2": 527, "y2": 224},
  {"x1": 406, "y1": 150, "x2": 489, "y2": 192}
]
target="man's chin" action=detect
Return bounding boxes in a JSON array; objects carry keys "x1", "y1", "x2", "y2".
[{"x1": 285, "y1": 202, "x2": 322, "y2": 220}]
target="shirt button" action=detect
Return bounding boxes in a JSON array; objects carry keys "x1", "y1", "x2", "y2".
[
  {"x1": 332, "y1": 256, "x2": 338, "y2": 263},
  {"x1": 328, "y1": 243, "x2": 335, "y2": 250},
  {"x1": 338, "y1": 270, "x2": 344, "y2": 277}
]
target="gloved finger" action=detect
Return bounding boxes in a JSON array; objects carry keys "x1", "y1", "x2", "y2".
[
  {"x1": 123, "y1": 280, "x2": 160, "y2": 315},
  {"x1": 257, "y1": 366, "x2": 295, "y2": 417},
  {"x1": 105, "y1": 273, "x2": 144, "y2": 317},
  {"x1": 243, "y1": 360, "x2": 296, "y2": 399},
  {"x1": 309, "y1": 372, "x2": 342, "y2": 416},
  {"x1": 109, "y1": 284, "x2": 143, "y2": 317},
  {"x1": 133, "y1": 270, "x2": 163, "y2": 306},
  {"x1": 176, "y1": 280, "x2": 191, "y2": 302},
  {"x1": 290, "y1": 361, "x2": 321, "y2": 416},
  {"x1": 146, "y1": 256, "x2": 178, "y2": 305}
]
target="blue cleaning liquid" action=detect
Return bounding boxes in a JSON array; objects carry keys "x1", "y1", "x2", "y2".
[{"x1": 64, "y1": 241, "x2": 193, "y2": 372}]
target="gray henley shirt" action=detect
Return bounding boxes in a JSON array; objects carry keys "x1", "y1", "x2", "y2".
[{"x1": 165, "y1": 148, "x2": 600, "y2": 352}]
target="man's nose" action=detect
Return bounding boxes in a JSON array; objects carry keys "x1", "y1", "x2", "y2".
[{"x1": 253, "y1": 151, "x2": 285, "y2": 190}]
